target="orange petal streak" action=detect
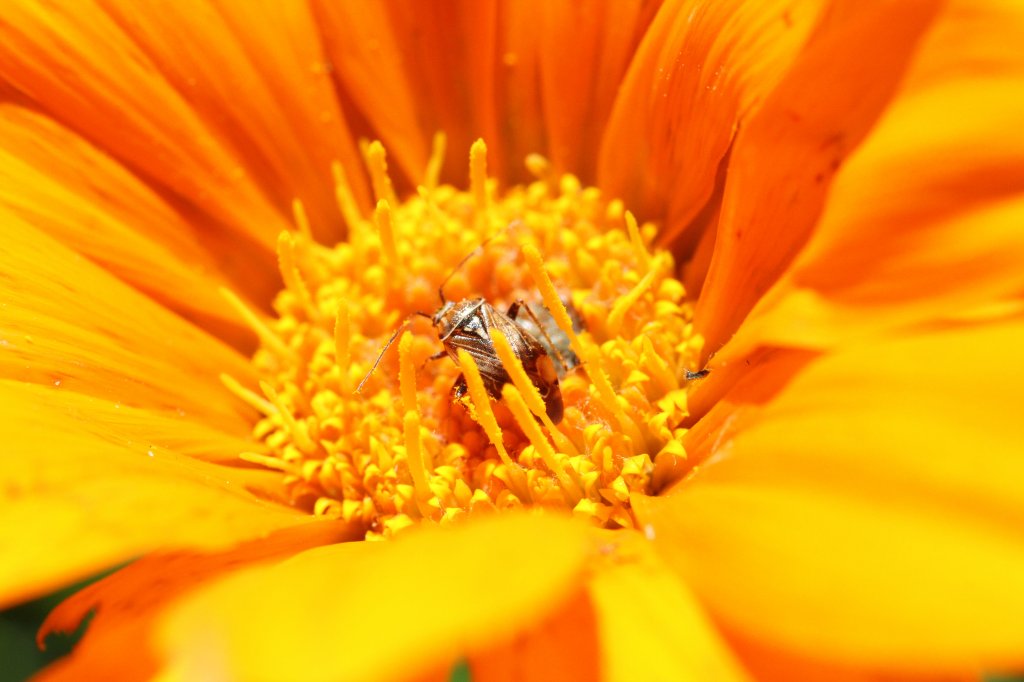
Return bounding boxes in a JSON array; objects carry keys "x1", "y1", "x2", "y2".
[
  {"x1": 694, "y1": 0, "x2": 942, "y2": 357},
  {"x1": 155, "y1": 514, "x2": 590, "y2": 682},
  {"x1": 636, "y1": 320, "x2": 1024, "y2": 674}
]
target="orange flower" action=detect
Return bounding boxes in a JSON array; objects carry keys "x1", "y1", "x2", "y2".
[{"x1": 2, "y1": 1, "x2": 1023, "y2": 680}]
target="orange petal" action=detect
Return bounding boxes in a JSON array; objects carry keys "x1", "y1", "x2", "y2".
[
  {"x1": 636, "y1": 320, "x2": 1024, "y2": 674},
  {"x1": 0, "y1": 104, "x2": 272, "y2": 332},
  {"x1": 0, "y1": 381, "x2": 313, "y2": 608},
  {"x1": 470, "y1": 591, "x2": 600, "y2": 682},
  {"x1": 155, "y1": 513, "x2": 590, "y2": 682},
  {"x1": 97, "y1": 0, "x2": 369, "y2": 237},
  {"x1": 532, "y1": 0, "x2": 655, "y2": 184},
  {"x1": 490, "y1": 2, "x2": 547, "y2": 183},
  {"x1": 598, "y1": 0, "x2": 824, "y2": 246},
  {"x1": 718, "y1": 0, "x2": 1024, "y2": 359},
  {"x1": 694, "y1": 0, "x2": 942, "y2": 356},
  {"x1": 0, "y1": 1, "x2": 298, "y2": 250},
  {"x1": 0, "y1": 217, "x2": 257, "y2": 429},
  {"x1": 310, "y1": 0, "x2": 430, "y2": 185},
  {"x1": 313, "y1": 1, "x2": 499, "y2": 188},
  {"x1": 587, "y1": 529, "x2": 750, "y2": 682}
]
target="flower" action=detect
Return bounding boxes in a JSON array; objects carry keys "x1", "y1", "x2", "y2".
[{"x1": 2, "y1": 0, "x2": 1023, "y2": 680}]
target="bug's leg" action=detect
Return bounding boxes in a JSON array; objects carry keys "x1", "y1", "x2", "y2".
[
  {"x1": 418, "y1": 349, "x2": 449, "y2": 372},
  {"x1": 508, "y1": 299, "x2": 570, "y2": 371},
  {"x1": 449, "y1": 374, "x2": 469, "y2": 403}
]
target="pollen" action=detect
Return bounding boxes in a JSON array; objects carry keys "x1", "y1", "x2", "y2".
[{"x1": 233, "y1": 138, "x2": 705, "y2": 539}]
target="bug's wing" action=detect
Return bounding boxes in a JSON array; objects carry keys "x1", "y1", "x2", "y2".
[
  {"x1": 446, "y1": 325, "x2": 512, "y2": 396},
  {"x1": 488, "y1": 309, "x2": 564, "y2": 424},
  {"x1": 522, "y1": 351, "x2": 563, "y2": 423}
]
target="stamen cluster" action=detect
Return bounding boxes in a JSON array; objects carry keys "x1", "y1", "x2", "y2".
[{"x1": 232, "y1": 140, "x2": 704, "y2": 538}]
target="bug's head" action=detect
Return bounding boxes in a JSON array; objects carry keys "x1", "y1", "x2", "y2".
[{"x1": 432, "y1": 300, "x2": 455, "y2": 328}]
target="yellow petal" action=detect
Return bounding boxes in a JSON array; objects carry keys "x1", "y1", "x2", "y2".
[
  {"x1": 694, "y1": 0, "x2": 942, "y2": 356},
  {"x1": 0, "y1": 217, "x2": 256, "y2": 429},
  {"x1": 598, "y1": 0, "x2": 824, "y2": 242},
  {"x1": 0, "y1": 379, "x2": 261, "y2": 465},
  {"x1": 637, "y1": 320, "x2": 1024, "y2": 674},
  {"x1": 156, "y1": 513, "x2": 590, "y2": 682},
  {"x1": 588, "y1": 530, "x2": 750, "y2": 682},
  {"x1": 0, "y1": 104, "x2": 270, "y2": 329},
  {"x1": 0, "y1": 381, "x2": 313, "y2": 608},
  {"x1": 719, "y1": 0, "x2": 1024, "y2": 358}
]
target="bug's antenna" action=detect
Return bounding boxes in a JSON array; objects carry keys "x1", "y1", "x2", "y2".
[
  {"x1": 356, "y1": 311, "x2": 433, "y2": 393},
  {"x1": 437, "y1": 220, "x2": 522, "y2": 303}
]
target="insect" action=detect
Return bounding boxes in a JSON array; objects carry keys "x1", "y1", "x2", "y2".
[
  {"x1": 433, "y1": 296, "x2": 564, "y2": 423},
  {"x1": 357, "y1": 234, "x2": 567, "y2": 423}
]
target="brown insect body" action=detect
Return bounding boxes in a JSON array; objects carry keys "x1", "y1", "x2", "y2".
[
  {"x1": 357, "y1": 227, "x2": 568, "y2": 423},
  {"x1": 434, "y1": 297, "x2": 563, "y2": 424}
]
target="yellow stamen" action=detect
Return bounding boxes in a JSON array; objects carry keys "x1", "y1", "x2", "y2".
[
  {"x1": 524, "y1": 153, "x2": 551, "y2": 181},
  {"x1": 220, "y1": 373, "x2": 276, "y2": 415},
  {"x1": 424, "y1": 131, "x2": 446, "y2": 190},
  {"x1": 416, "y1": 186, "x2": 447, "y2": 225},
  {"x1": 240, "y1": 451, "x2": 299, "y2": 474},
  {"x1": 291, "y1": 199, "x2": 313, "y2": 240},
  {"x1": 334, "y1": 302, "x2": 351, "y2": 392},
  {"x1": 373, "y1": 199, "x2": 401, "y2": 269},
  {"x1": 276, "y1": 231, "x2": 316, "y2": 319},
  {"x1": 457, "y1": 348, "x2": 530, "y2": 502},
  {"x1": 219, "y1": 286, "x2": 292, "y2": 358},
  {"x1": 606, "y1": 255, "x2": 663, "y2": 337},
  {"x1": 366, "y1": 140, "x2": 398, "y2": 207},
  {"x1": 501, "y1": 383, "x2": 582, "y2": 504},
  {"x1": 403, "y1": 411, "x2": 433, "y2": 518},
  {"x1": 584, "y1": 345, "x2": 647, "y2": 448},
  {"x1": 641, "y1": 335, "x2": 678, "y2": 395},
  {"x1": 488, "y1": 327, "x2": 578, "y2": 456},
  {"x1": 244, "y1": 139, "x2": 704, "y2": 538},
  {"x1": 521, "y1": 242, "x2": 585, "y2": 360},
  {"x1": 624, "y1": 210, "x2": 652, "y2": 273},
  {"x1": 469, "y1": 138, "x2": 489, "y2": 217},
  {"x1": 398, "y1": 331, "x2": 418, "y2": 416},
  {"x1": 260, "y1": 380, "x2": 317, "y2": 453},
  {"x1": 330, "y1": 160, "x2": 364, "y2": 238}
]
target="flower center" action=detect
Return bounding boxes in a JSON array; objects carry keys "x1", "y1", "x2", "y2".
[{"x1": 229, "y1": 139, "x2": 704, "y2": 539}]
